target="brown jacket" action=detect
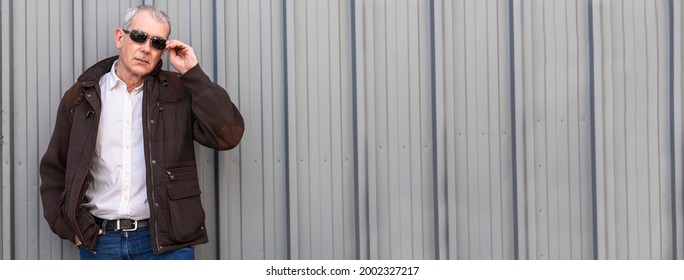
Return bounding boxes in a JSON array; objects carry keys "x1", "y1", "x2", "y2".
[{"x1": 39, "y1": 56, "x2": 244, "y2": 254}]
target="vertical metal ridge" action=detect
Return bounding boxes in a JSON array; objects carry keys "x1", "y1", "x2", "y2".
[
  {"x1": 0, "y1": 0, "x2": 4, "y2": 260},
  {"x1": 508, "y1": 0, "x2": 519, "y2": 261},
  {"x1": 620, "y1": 0, "x2": 630, "y2": 259},
  {"x1": 587, "y1": 0, "x2": 598, "y2": 260},
  {"x1": 259, "y1": 0, "x2": 267, "y2": 260},
  {"x1": 73, "y1": 0, "x2": 82, "y2": 76},
  {"x1": 0, "y1": 0, "x2": 3, "y2": 259},
  {"x1": 235, "y1": 0, "x2": 245, "y2": 259},
  {"x1": 428, "y1": 0, "x2": 441, "y2": 260},
  {"x1": 0, "y1": 0, "x2": 15, "y2": 261},
  {"x1": 281, "y1": 0, "x2": 292, "y2": 260},
  {"x1": 668, "y1": 0, "x2": 677, "y2": 260},
  {"x1": 211, "y1": 0, "x2": 222, "y2": 260},
  {"x1": 349, "y1": 0, "x2": 362, "y2": 261}
]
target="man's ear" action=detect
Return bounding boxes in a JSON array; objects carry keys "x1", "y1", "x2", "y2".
[{"x1": 115, "y1": 28, "x2": 124, "y2": 49}]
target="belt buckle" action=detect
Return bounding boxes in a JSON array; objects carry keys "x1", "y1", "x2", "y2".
[{"x1": 120, "y1": 220, "x2": 138, "y2": 232}]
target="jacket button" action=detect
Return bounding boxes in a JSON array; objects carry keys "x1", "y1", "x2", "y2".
[
  {"x1": 150, "y1": 119, "x2": 155, "y2": 124},
  {"x1": 86, "y1": 94, "x2": 92, "y2": 98},
  {"x1": 151, "y1": 160, "x2": 157, "y2": 165}
]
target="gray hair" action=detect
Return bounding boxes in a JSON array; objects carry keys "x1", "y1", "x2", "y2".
[{"x1": 121, "y1": 5, "x2": 171, "y2": 36}]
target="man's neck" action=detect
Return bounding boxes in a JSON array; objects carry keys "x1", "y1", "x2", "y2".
[{"x1": 114, "y1": 62, "x2": 145, "y2": 93}]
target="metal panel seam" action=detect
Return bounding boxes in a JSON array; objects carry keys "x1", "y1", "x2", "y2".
[
  {"x1": 428, "y1": 0, "x2": 441, "y2": 260},
  {"x1": 211, "y1": 0, "x2": 222, "y2": 260},
  {"x1": 282, "y1": 0, "x2": 293, "y2": 260},
  {"x1": 588, "y1": 0, "x2": 599, "y2": 260},
  {"x1": 0, "y1": 0, "x2": 15, "y2": 261},
  {"x1": 349, "y1": 0, "x2": 362, "y2": 261},
  {"x1": 668, "y1": 0, "x2": 677, "y2": 260},
  {"x1": 508, "y1": 0, "x2": 519, "y2": 260}
]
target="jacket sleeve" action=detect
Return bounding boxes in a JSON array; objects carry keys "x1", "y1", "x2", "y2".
[
  {"x1": 39, "y1": 98, "x2": 76, "y2": 242},
  {"x1": 181, "y1": 64, "x2": 245, "y2": 150}
]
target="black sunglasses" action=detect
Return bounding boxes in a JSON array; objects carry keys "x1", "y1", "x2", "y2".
[{"x1": 122, "y1": 29, "x2": 167, "y2": 50}]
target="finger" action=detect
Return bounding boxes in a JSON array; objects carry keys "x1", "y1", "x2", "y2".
[{"x1": 165, "y1": 40, "x2": 188, "y2": 50}]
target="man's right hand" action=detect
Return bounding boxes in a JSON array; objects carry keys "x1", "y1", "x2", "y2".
[{"x1": 74, "y1": 229, "x2": 103, "y2": 246}]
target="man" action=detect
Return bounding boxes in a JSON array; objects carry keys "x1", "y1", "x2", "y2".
[{"x1": 39, "y1": 5, "x2": 244, "y2": 260}]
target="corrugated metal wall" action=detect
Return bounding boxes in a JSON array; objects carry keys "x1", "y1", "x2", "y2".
[
  {"x1": 511, "y1": 0, "x2": 595, "y2": 260},
  {"x1": 0, "y1": 0, "x2": 682, "y2": 260},
  {"x1": 592, "y1": 0, "x2": 674, "y2": 260}
]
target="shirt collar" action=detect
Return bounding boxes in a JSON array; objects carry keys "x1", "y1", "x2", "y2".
[{"x1": 106, "y1": 60, "x2": 144, "y2": 94}]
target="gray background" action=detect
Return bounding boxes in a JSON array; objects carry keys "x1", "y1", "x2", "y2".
[{"x1": 1, "y1": 0, "x2": 683, "y2": 260}]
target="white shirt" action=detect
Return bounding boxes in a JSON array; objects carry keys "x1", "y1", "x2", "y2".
[{"x1": 83, "y1": 60, "x2": 149, "y2": 220}]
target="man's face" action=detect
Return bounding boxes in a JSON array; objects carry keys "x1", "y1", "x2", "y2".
[{"x1": 115, "y1": 11, "x2": 169, "y2": 79}]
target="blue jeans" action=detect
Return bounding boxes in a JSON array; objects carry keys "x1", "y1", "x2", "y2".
[{"x1": 79, "y1": 226, "x2": 194, "y2": 260}]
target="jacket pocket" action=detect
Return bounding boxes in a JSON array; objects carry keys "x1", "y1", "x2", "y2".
[
  {"x1": 157, "y1": 95, "x2": 192, "y2": 142},
  {"x1": 75, "y1": 208, "x2": 100, "y2": 250},
  {"x1": 165, "y1": 166, "x2": 206, "y2": 243},
  {"x1": 60, "y1": 190, "x2": 70, "y2": 214}
]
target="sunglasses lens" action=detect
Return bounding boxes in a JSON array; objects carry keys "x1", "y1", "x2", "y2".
[
  {"x1": 150, "y1": 38, "x2": 167, "y2": 50},
  {"x1": 129, "y1": 30, "x2": 148, "y2": 43}
]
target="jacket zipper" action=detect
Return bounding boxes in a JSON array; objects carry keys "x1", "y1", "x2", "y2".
[{"x1": 145, "y1": 77, "x2": 162, "y2": 252}]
